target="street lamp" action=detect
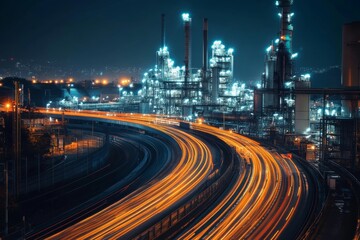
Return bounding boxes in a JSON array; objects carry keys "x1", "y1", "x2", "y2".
[{"x1": 5, "y1": 103, "x2": 10, "y2": 112}]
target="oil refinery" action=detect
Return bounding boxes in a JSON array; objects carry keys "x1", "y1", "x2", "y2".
[
  {"x1": 2, "y1": 1, "x2": 360, "y2": 239},
  {"x1": 2, "y1": 0, "x2": 360, "y2": 171}
]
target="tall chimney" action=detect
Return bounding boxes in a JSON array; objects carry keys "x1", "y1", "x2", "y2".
[
  {"x1": 182, "y1": 13, "x2": 191, "y2": 99},
  {"x1": 203, "y1": 18, "x2": 208, "y2": 73},
  {"x1": 161, "y1": 14, "x2": 165, "y2": 48},
  {"x1": 202, "y1": 18, "x2": 209, "y2": 103}
]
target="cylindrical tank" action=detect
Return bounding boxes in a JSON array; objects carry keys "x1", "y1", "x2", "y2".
[
  {"x1": 254, "y1": 90, "x2": 263, "y2": 116},
  {"x1": 342, "y1": 22, "x2": 360, "y2": 88},
  {"x1": 342, "y1": 22, "x2": 360, "y2": 117},
  {"x1": 295, "y1": 79, "x2": 310, "y2": 134}
]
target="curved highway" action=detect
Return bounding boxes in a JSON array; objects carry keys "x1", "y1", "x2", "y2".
[
  {"x1": 36, "y1": 110, "x2": 318, "y2": 239},
  {"x1": 176, "y1": 123, "x2": 311, "y2": 239},
  {"x1": 24, "y1": 126, "x2": 176, "y2": 239},
  {"x1": 41, "y1": 111, "x2": 214, "y2": 239}
]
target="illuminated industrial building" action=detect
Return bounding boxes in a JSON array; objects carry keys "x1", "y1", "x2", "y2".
[
  {"x1": 255, "y1": 0, "x2": 306, "y2": 137},
  {"x1": 52, "y1": 2, "x2": 360, "y2": 172},
  {"x1": 140, "y1": 14, "x2": 242, "y2": 117}
]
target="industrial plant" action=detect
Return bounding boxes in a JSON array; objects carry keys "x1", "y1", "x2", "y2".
[
  {"x1": 1, "y1": 0, "x2": 360, "y2": 239},
  {"x1": 136, "y1": 1, "x2": 359, "y2": 172},
  {"x1": 1, "y1": 0, "x2": 360, "y2": 172}
]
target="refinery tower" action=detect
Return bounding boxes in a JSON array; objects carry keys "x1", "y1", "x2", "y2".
[
  {"x1": 257, "y1": 0, "x2": 312, "y2": 136},
  {"x1": 264, "y1": 0, "x2": 294, "y2": 110}
]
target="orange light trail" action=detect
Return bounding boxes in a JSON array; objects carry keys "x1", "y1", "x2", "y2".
[{"x1": 39, "y1": 111, "x2": 214, "y2": 239}]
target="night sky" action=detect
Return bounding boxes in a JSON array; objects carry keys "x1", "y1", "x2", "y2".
[{"x1": 0, "y1": 0, "x2": 359, "y2": 82}]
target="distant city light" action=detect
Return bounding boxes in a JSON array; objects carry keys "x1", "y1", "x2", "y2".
[
  {"x1": 119, "y1": 78, "x2": 131, "y2": 87},
  {"x1": 5, "y1": 103, "x2": 11, "y2": 110}
]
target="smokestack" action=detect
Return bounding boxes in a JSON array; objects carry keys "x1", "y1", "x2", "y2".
[
  {"x1": 275, "y1": 0, "x2": 294, "y2": 109},
  {"x1": 203, "y1": 18, "x2": 208, "y2": 73},
  {"x1": 202, "y1": 18, "x2": 209, "y2": 103},
  {"x1": 161, "y1": 14, "x2": 165, "y2": 48},
  {"x1": 276, "y1": 0, "x2": 293, "y2": 53},
  {"x1": 182, "y1": 13, "x2": 191, "y2": 99}
]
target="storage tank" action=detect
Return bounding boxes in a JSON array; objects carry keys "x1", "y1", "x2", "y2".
[
  {"x1": 295, "y1": 76, "x2": 310, "y2": 134},
  {"x1": 342, "y1": 22, "x2": 360, "y2": 117},
  {"x1": 342, "y1": 22, "x2": 360, "y2": 88}
]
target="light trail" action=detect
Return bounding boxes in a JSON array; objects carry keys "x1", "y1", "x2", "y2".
[
  {"x1": 39, "y1": 110, "x2": 309, "y2": 239},
  {"x1": 177, "y1": 123, "x2": 305, "y2": 239},
  {"x1": 40, "y1": 111, "x2": 214, "y2": 239}
]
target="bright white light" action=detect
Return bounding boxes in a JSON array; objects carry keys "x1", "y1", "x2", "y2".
[
  {"x1": 182, "y1": 13, "x2": 190, "y2": 22},
  {"x1": 266, "y1": 46, "x2": 272, "y2": 52},
  {"x1": 291, "y1": 53, "x2": 298, "y2": 59},
  {"x1": 228, "y1": 48, "x2": 234, "y2": 54},
  {"x1": 278, "y1": 13, "x2": 282, "y2": 18},
  {"x1": 285, "y1": 82, "x2": 292, "y2": 87},
  {"x1": 275, "y1": 38, "x2": 280, "y2": 44},
  {"x1": 256, "y1": 83, "x2": 261, "y2": 89}
]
